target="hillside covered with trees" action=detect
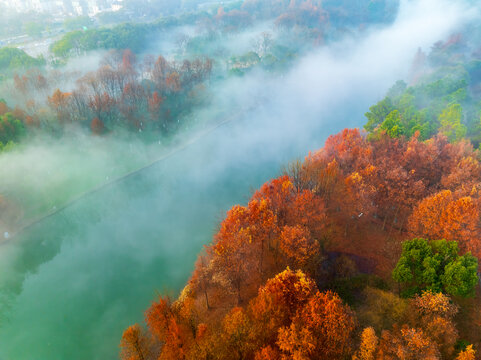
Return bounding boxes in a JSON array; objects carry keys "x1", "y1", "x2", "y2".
[
  {"x1": 119, "y1": 14, "x2": 481, "y2": 358},
  {"x1": 120, "y1": 121, "x2": 481, "y2": 360},
  {"x1": 2, "y1": 1, "x2": 481, "y2": 359}
]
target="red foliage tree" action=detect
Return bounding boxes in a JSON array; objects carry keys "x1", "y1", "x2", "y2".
[
  {"x1": 377, "y1": 325, "x2": 440, "y2": 359},
  {"x1": 120, "y1": 324, "x2": 153, "y2": 360},
  {"x1": 319, "y1": 128, "x2": 372, "y2": 174},
  {"x1": 248, "y1": 268, "x2": 317, "y2": 350},
  {"x1": 48, "y1": 88, "x2": 72, "y2": 122},
  {"x1": 408, "y1": 190, "x2": 481, "y2": 258},
  {"x1": 280, "y1": 225, "x2": 319, "y2": 268},
  {"x1": 90, "y1": 117, "x2": 105, "y2": 135},
  {"x1": 277, "y1": 290, "x2": 356, "y2": 360},
  {"x1": 210, "y1": 198, "x2": 277, "y2": 304}
]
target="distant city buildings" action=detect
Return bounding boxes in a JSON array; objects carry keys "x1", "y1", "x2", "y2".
[{"x1": 0, "y1": 0, "x2": 124, "y2": 17}]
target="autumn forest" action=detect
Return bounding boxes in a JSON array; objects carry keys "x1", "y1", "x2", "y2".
[{"x1": 1, "y1": 0, "x2": 481, "y2": 359}]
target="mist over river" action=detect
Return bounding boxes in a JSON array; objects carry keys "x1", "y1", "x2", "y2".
[{"x1": 0, "y1": 0, "x2": 475, "y2": 358}]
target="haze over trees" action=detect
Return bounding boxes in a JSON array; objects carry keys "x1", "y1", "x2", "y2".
[
  {"x1": 1, "y1": 0, "x2": 481, "y2": 359},
  {"x1": 116, "y1": 4, "x2": 481, "y2": 355},
  {"x1": 121, "y1": 118, "x2": 481, "y2": 358}
]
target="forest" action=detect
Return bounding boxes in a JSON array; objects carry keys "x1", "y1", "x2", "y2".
[
  {"x1": 1, "y1": 0, "x2": 481, "y2": 359},
  {"x1": 119, "y1": 95, "x2": 481, "y2": 360},
  {"x1": 0, "y1": 0, "x2": 405, "y2": 234},
  {"x1": 117, "y1": 2, "x2": 481, "y2": 359}
]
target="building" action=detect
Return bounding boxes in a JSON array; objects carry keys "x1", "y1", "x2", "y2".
[{"x1": 0, "y1": 0, "x2": 124, "y2": 17}]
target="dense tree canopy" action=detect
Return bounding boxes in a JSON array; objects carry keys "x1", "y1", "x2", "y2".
[
  {"x1": 120, "y1": 122, "x2": 481, "y2": 358},
  {"x1": 0, "y1": 47, "x2": 45, "y2": 72},
  {"x1": 392, "y1": 239, "x2": 478, "y2": 298},
  {"x1": 2, "y1": 1, "x2": 481, "y2": 358}
]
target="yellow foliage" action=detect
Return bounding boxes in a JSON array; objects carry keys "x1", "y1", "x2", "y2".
[
  {"x1": 457, "y1": 345, "x2": 476, "y2": 360},
  {"x1": 353, "y1": 327, "x2": 378, "y2": 360}
]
